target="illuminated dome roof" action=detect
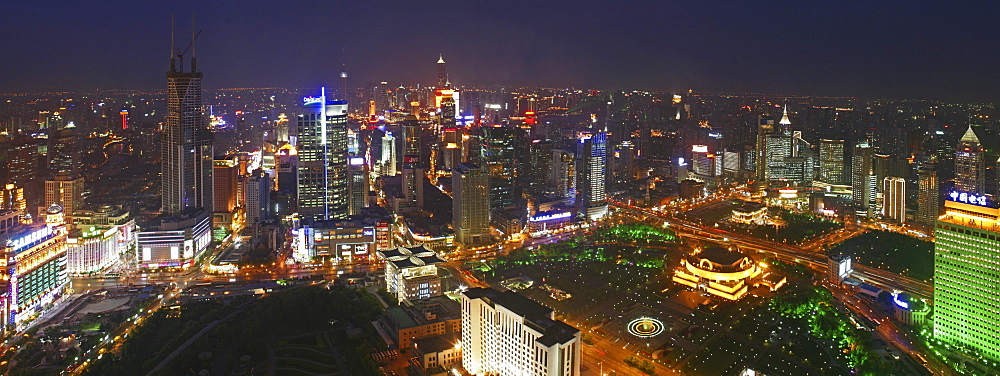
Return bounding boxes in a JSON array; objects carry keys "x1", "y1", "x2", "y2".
[
  {"x1": 685, "y1": 247, "x2": 754, "y2": 274},
  {"x1": 46, "y1": 203, "x2": 64, "y2": 214},
  {"x1": 961, "y1": 125, "x2": 980, "y2": 143}
]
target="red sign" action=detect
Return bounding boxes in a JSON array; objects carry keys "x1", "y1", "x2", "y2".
[{"x1": 404, "y1": 156, "x2": 420, "y2": 164}]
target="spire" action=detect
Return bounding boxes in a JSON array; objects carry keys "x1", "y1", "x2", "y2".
[
  {"x1": 779, "y1": 105, "x2": 791, "y2": 125},
  {"x1": 961, "y1": 124, "x2": 980, "y2": 143},
  {"x1": 438, "y1": 54, "x2": 445, "y2": 64},
  {"x1": 169, "y1": 14, "x2": 176, "y2": 72}
]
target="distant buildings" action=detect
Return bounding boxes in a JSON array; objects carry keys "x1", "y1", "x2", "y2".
[
  {"x1": 461, "y1": 287, "x2": 581, "y2": 376},
  {"x1": 933, "y1": 192, "x2": 1000, "y2": 363}
]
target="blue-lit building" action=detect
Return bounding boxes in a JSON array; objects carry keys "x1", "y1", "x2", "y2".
[
  {"x1": 576, "y1": 132, "x2": 608, "y2": 221},
  {"x1": 297, "y1": 89, "x2": 350, "y2": 222},
  {"x1": 2, "y1": 217, "x2": 68, "y2": 329}
]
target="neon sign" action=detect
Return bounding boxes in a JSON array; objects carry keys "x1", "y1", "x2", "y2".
[
  {"x1": 7, "y1": 226, "x2": 53, "y2": 251},
  {"x1": 530, "y1": 212, "x2": 571, "y2": 222},
  {"x1": 949, "y1": 190, "x2": 988, "y2": 206},
  {"x1": 303, "y1": 97, "x2": 324, "y2": 105}
]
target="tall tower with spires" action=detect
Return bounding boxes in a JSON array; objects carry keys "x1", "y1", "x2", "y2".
[
  {"x1": 162, "y1": 18, "x2": 213, "y2": 215},
  {"x1": 437, "y1": 54, "x2": 448, "y2": 88}
]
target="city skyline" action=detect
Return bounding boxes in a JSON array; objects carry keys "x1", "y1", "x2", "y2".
[{"x1": 0, "y1": 1, "x2": 999, "y2": 100}]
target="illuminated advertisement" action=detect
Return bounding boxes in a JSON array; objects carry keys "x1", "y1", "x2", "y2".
[
  {"x1": 948, "y1": 190, "x2": 990, "y2": 207},
  {"x1": 529, "y1": 211, "x2": 572, "y2": 222}
]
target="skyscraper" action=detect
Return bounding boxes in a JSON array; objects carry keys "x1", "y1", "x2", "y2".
[
  {"x1": 933, "y1": 194, "x2": 1000, "y2": 364},
  {"x1": 852, "y1": 141, "x2": 875, "y2": 213},
  {"x1": 348, "y1": 156, "x2": 368, "y2": 216},
  {"x1": 296, "y1": 89, "x2": 349, "y2": 222},
  {"x1": 576, "y1": 132, "x2": 608, "y2": 221},
  {"x1": 452, "y1": 163, "x2": 490, "y2": 247},
  {"x1": 401, "y1": 116, "x2": 424, "y2": 209},
  {"x1": 437, "y1": 54, "x2": 448, "y2": 88},
  {"x1": 480, "y1": 126, "x2": 517, "y2": 211},
  {"x1": 916, "y1": 166, "x2": 939, "y2": 225},
  {"x1": 818, "y1": 139, "x2": 845, "y2": 185},
  {"x1": 754, "y1": 114, "x2": 776, "y2": 186},
  {"x1": 881, "y1": 177, "x2": 905, "y2": 223},
  {"x1": 954, "y1": 125, "x2": 984, "y2": 194},
  {"x1": 162, "y1": 45, "x2": 213, "y2": 215}
]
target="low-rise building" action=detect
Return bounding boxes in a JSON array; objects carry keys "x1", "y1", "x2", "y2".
[
  {"x1": 378, "y1": 245, "x2": 445, "y2": 303},
  {"x1": 672, "y1": 246, "x2": 785, "y2": 300},
  {"x1": 383, "y1": 296, "x2": 462, "y2": 349},
  {"x1": 413, "y1": 332, "x2": 461, "y2": 373}
]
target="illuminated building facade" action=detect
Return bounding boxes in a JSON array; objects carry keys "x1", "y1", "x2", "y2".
[
  {"x1": 69, "y1": 206, "x2": 135, "y2": 275},
  {"x1": 162, "y1": 48, "x2": 213, "y2": 216},
  {"x1": 576, "y1": 132, "x2": 608, "y2": 221},
  {"x1": 212, "y1": 157, "x2": 240, "y2": 232},
  {"x1": 244, "y1": 169, "x2": 271, "y2": 225},
  {"x1": 401, "y1": 116, "x2": 424, "y2": 209},
  {"x1": 954, "y1": 125, "x2": 984, "y2": 194},
  {"x1": 672, "y1": 246, "x2": 785, "y2": 300},
  {"x1": 852, "y1": 141, "x2": 875, "y2": 214},
  {"x1": 43, "y1": 174, "x2": 84, "y2": 221},
  {"x1": 461, "y1": 287, "x2": 580, "y2": 376},
  {"x1": 916, "y1": 166, "x2": 939, "y2": 225},
  {"x1": 291, "y1": 224, "x2": 376, "y2": 264},
  {"x1": 378, "y1": 245, "x2": 445, "y2": 303},
  {"x1": 2, "y1": 218, "x2": 68, "y2": 329},
  {"x1": 730, "y1": 201, "x2": 767, "y2": 225},
  {"x1": 881, "y1": 177, "x2": 906, "y2": 223},
  {"x1": 481, "y1": 126, "x2": 517, "y2": 210},
  {"x1": 527, "y1": 210, "x2": 573, "y2": 236},
  {"x1": 933, "y1": 193, "x2": 1000, "y2": 363},
  {"x1": 453, "y1": 163, "x2": 490, "y2": 247},
  {"x1": 818, "y1": 139, "x2": 845, "y2": 185},
  {"x1": 136, "y1": 211, "x2": 211, "y2": 269},
  {"x1": 297, "y1": 89, "x2": 349, "y2": 222}
]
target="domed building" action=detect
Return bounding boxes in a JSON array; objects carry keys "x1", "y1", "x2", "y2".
[{"x1": 672, "y1": 246, "x2": 785, "y2": 300}]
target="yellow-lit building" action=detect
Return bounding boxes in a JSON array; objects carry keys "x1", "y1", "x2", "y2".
[
  {"x1": 673, "y1": 246, "x2": 785, "y2": 300},
  {"x1": 730, "y1": 201, "x2": 767, "y2": 225}
]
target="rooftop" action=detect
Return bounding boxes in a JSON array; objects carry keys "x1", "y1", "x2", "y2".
[{"x1": 413, "y1": 332, "x2": 459, "y2": 353}]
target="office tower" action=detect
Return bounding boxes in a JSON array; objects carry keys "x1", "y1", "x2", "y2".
[
  {"x1": 0, "y1": 137, "x2": 39, "y2": 188},
  {"x1": 691, "y1": 145, "x2": 715, "y2": 178},
  {"x1": 162, "y1": 44, "x2": 214, "y2": 215},
  {"x1": 452, "y1": 163, "x2": 490, "y2": 247},
  {"x1": 818, "y1": 139, "x2": 845, "y2": 184},
  {"x1": 348, "y1": 157, "x2": 368, "y2": 216},
  {"x1": 933, "y1": 194, "x2": 1000, "y2": 364},
  {"x1": 440, "y1": 127, "x2": 463, "y2": 173},
  {"x1": 0, "y1": 184, "x2": 26, "y2": 214},
  {"x1": 576, "y1": 132, "x2": 608, "y2": 221},
  {"x1": 437, "y1": 55, "x2": 448, "y2": 88},
  {"x1": 551, "y1": 148, "x2": 576, "y2": 200},
  {"x1": 881, "y1": 177, "x2": 906, "y2": 223},
  {"x1": 213, "y1": 157, "x2": 239, "y2": 226},
  {"x1": 764, "y1": 133, "x2": 792, "y2": 182},
  {"x1": 528, "y1": 141, "x2": 554, "y2": 189},
  {"x1": 481, "y1": 126, "x2": 517, "y2": 210},
  {"x1": 852, "y1": 142, "x2": 875, "y2": 212},
  {"x1": 296, "y1": 89, "x2": 349, "y2": 222},
  {"x1": 48, "y1": 124, "x2": 81, "y2": 176},
  {"x1": 401, "y1": 116, "x2": 424, "y2": 208},
  {"x1": 380, "y1": 132, "x2": 397, "y2": 176},
  {"x1": 955, "y1": 125, "x2": 984, "y2": 194},
  {"x1": 245, "y1": 169, "x2": 272, "y2": 224},
  {"x1": 754, "y1": 114, "x2": 776, "y2": 184},
  {"x1": 43, "y1": 175, "x2": 84, "y2": 220},
  {"x1": 461, "y1": 287, "x2": 581, "y2": 376},
  {"x1": 916, "y1": 166, "x2": 939, "y2": 225},
  {"x1": 619, "y1": 140, "x2": 637, "y2": 181}
]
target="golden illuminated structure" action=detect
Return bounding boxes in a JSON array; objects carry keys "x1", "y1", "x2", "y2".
[
  {"x1": 672, "y1": 246, "x2": 785, "y2": 300},
  {"x1": 730, "y1": 201, "x2": 767, "y2": 225}
]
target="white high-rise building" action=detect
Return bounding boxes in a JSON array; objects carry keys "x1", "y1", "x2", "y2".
[
  {"x1": 881, "y1": 177, "x2": 906, "y2": 223},
  {"x1": 461, "y1": 287, "x2": 580, "y2": 376},
  {"x1": 380, "y1": 132, "x2": 397, "y2": 176}
]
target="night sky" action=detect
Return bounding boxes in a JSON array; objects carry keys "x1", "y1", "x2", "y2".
[{"x1": 2, "y1": 1, "x2": 998, "y2": 100}]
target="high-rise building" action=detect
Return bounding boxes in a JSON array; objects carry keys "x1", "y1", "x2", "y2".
[
  {"x1": 955, "y1": 125, "x2": 984, "y2": 194},
  {"x1": 348, "y1": 157, "x2": 368, "y2": 216},
  {"x1": 245, "y1": 169, "x2": 272, "y2": 225},
  {"x1": 916, "y1": 166, "x2": 939, "y2": 225},
  {"x1": 754, "y1": 114, "x2": 776, "y2": 185},
  {"x1": 933, "y1": 194, "x2": 1000, "y2": 364},
  {"x1": 551, "y1": 148, "x2": 576, "y2": 200},
  {"x1": 162, "y1": 47, "x2": 213, "y2": 215},
  {"x1": 461, "y1": 287, "x2": 581, "y2": 376},
  {"x1": 818, "y1": 139, "x2": 845, "y2": 185},
  {"x1": 48, "y1": 125, "x2": 81, "y2": 176},
  {"x1": 212, "y1": 157, "x2": 239, "y2": 231},
  {"x1": 881, "y1": 177, "x2": 906, "y2": 223},
  {"x1": 481, "y1": 126, "x2": 518, "y2": 211},
  {"x1": 452, "y1": 163, "x2": 490, "y2": 247},
  {"x1": 43, "y1": 175, "x2": 84, "y2": 220},
  {"x1": 296, "y1": 89, "x2": 349, "y2": 222},
  {"x1": 852, "y1": 142, "x2": 875, "y2": 213},
  {"x1": 401, "y1": 116, "x2": 425, "y2": 209},
  {"x1": 528, "y1": 141, "x2": 554, "y2": 190},
  {"x1": 437, "y1": 54, "x2": 448, "y2": 88},
  {"x1": 2, "y1": 215, "x2": 69, "y2": 330},
  {"x1": 380, "y1": 132, "x2": 397, "y2": 176},
  {"x1": 576, "y1": 132, "x2": 608, "y2": 221}
]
